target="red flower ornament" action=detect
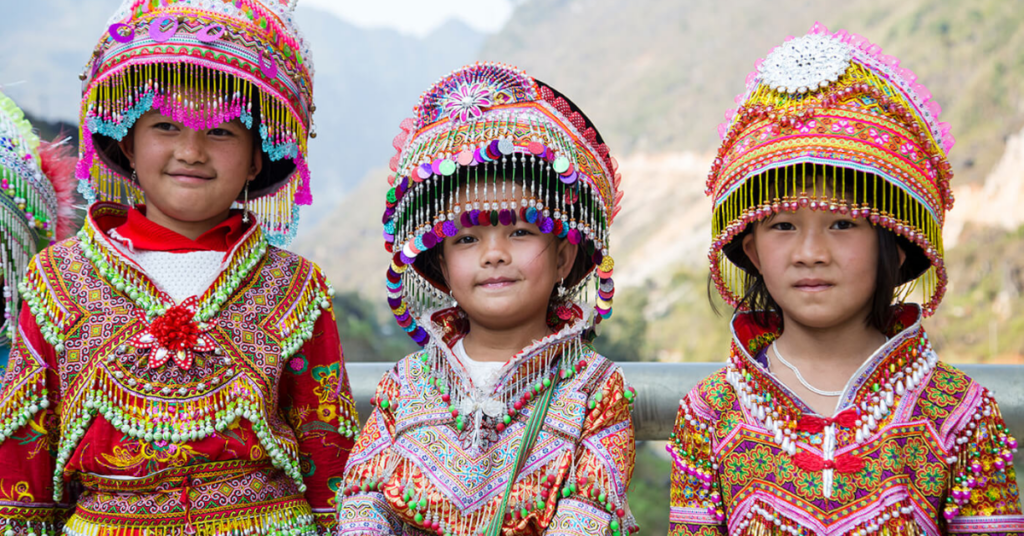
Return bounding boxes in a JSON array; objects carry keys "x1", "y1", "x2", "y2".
[{"x1": 129, "y1": 297, "x2": 218, "y2": 370}]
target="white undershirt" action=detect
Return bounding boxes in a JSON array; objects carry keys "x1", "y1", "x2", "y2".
[
  {"x1": 107, "y1": 228, "x2": 225, "y2": 304},
  {"x1": 452, "y1": 339, "x2": 504, "y2": 391}
]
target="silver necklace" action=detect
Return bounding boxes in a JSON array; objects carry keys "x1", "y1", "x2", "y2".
[{"x1": 771, "y1": 341, "x2": 843, "y2": 397}]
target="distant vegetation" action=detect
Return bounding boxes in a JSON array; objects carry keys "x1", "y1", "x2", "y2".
[{"x1": 481, "y1": 0, "x2": 1024, "y2": 185}]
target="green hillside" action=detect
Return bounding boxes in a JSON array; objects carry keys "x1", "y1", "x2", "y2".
[{"x1": 480, "y1": 0, "x2": 1024, "y2": 184}]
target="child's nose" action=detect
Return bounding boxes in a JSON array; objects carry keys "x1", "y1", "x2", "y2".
[
  {"x1": 175, "y1": 131, "x2": 208, "y2": 164},
  {"x1": 793, "y1": 229, "x2": 830, "y2": 265},
  {"x1": 480, "y1": 235, "x2": 511, "y2": 266}
]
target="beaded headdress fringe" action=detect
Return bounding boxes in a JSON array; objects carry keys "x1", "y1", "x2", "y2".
[
  {"x1": 711, "y1": 162, "x2": 942, "y2": 313},
  {"x1": 0, "y1": 93, "x2": 76, "y2": 344}
]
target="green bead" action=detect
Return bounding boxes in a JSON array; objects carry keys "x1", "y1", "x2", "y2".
[
  {"x1": 543, "y1": 378, "x2": 551, "y2": 388},
  {"x1": 414, "y1": 513, "x2": 424, "y2": 524},
  {"x1": 610, "y1": 520, "x2": 620, "y2": 530},
  {"x1": 503, "y1": 415, "x2": 512, "y2": 424},
  {"x1": 380, "y1": 399, "x2": 390, "y2": 410}
]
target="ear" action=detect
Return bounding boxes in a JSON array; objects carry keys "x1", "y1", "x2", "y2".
[
  {"x1": 897, "y1": 243, "x2": 906, "y2": 269},
  {"x1": 741, "y1": 231, "x2": 762, "y2": 273},
  {"x1": 118, "y1": 132, "x2": 136, "y2": 169},
  {"x1": 438, "y1": 248, "x2": 451, "y2": 292},
  {"x1": 555, "y1": 239, "x2": 578, "y2": 281},
  {"x1": 248, "y1": 146, "x2": 263, "y2": 183}
]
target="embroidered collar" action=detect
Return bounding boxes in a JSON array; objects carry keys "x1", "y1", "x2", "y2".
[
  {"x1": 724, "y1": 304, "x2": 938, "y2": 454},
  {"x1": 412, "y1": 302, "x2": 594, "y2": 448},
  {"x1": 78, "y1": 203, "x2": 269, "y2": 369}
]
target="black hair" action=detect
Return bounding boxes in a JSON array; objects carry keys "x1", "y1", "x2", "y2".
[{"x1": 715, "y1": 164, "x2": 922, "y2": 333}]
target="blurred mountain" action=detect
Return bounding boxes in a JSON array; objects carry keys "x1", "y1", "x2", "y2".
[
  {"x1": 292, "y1": 12, "x2": 485, "y2": 225},
  {"x1": 0, "y1": 1, "x2": 485, "y2": 229},
  {"x1": 0, "y1": 0, "x2": 110, "y2": 120},
  {"x1": 479, "y1": 0, "x2": 1024, "y2": 185}
]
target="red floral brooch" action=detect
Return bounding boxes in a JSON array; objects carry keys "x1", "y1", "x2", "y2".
[{"x1": 128, "y1": 297, "x2": 217, "y2": 370}]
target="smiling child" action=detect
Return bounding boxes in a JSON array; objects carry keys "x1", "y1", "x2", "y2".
[
  {"x1": 338, "y1": 63, "x2": 638, "y2": 535},
  {"x1": 0, "y1": 2, "x2": 357, "y2": 535},
  {"x1": 668, "y1": 24, "x2": 1023, "y2": 535}
]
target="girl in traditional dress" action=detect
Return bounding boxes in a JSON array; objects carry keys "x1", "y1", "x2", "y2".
[
  {"x1": 0, "y1": 1, "x2": 358, "y2": 534},
  {"x1": 0, "y1": 92, "x2": 75, "y2": 381},
  {"x1": 668, "y1": 24, "x2": 1023, "y2": 535},
  {"x1": 338, "y1": 63, "x2": 638, "y2": 535}
]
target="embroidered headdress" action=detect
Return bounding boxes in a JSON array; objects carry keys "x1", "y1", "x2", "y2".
[
  {"x1": 77, "y1": 0, "x2": 315, "y2": 245},
  {"x1": 383, "y1": 63, "x2": 623, "y2": 345},
  {"x1": 708, "y1": 23, "x2": 955, "y2": 315},
  {"x1": 0, "y1": 92, "x2": 76, "y2": 343}
]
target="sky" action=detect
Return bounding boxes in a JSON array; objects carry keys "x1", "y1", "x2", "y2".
[{"x1": 301, "y1": 0, "x2": 515, "y2": 37}]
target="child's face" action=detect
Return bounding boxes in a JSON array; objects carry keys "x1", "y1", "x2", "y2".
[
  {"x1": 119, "y1": 109, "x2": 260, "y2": 225},
  {"x1": 440, "y1": 192, "x2": 576, "y2": 331},
  {"x1": 742, "y1": 206, "x2": 880, "y2": 331}
]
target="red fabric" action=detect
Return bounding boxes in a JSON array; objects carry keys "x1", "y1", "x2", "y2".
[
  {"x1": 792, "y1": 451, "x2": 865, "y2": 473},
  {"x1": 113, "y1": 206, "x2": 249, "y2": 253},
  {"x1": 0, "y1": 305, "x2": 64, "y2": 523},
  {"x1": 0, "y1": 301, "x2": 354, "y2": 528},
  {"x1": 795, "y1": 409, "x2": 859, "y2": 434},
  {"x1": 279, "y1": 313, "x2": 356, "y2": 512}
]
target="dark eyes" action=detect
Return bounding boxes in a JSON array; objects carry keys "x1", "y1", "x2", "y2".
[
  {"x1": 769, "y1": 220, "x2": 857, "y2": 231},
  {"x1": 453, "y1": 228, "x2": 533, "y2": 244},
  {"x1": 151, "y1": 123, "x2": 233, "y2": 137}
]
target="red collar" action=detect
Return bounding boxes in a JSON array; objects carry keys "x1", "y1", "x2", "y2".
[{"x1": 108, "y1": 206, "x2": 250, "y2": 253}]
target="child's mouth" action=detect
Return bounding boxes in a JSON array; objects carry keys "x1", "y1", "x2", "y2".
[
  {"x1": 167, "y1": 170, "x2": 215, "y2": 182},
  {"x1": 794, "y1": 279, "x2": 834, "y2": 292},
  {"x1": 478, "y1": 277, "x2": 516, "y2": 289}
]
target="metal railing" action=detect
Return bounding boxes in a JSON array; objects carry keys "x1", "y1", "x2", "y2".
[{"x1": 347, "y1": 362, "x2": 1024, "y2": 488}]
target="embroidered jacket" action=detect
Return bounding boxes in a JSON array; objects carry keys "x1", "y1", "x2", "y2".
[
  {"x1": 339, "y1": 306, "x2": 638, "y2": 535},
  {"x1": 668, "y1": 305, "x2": 1023, "y2": 535},
  {"x1": 0, "y1": 203, "x2": 359, "y2": 535}
]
